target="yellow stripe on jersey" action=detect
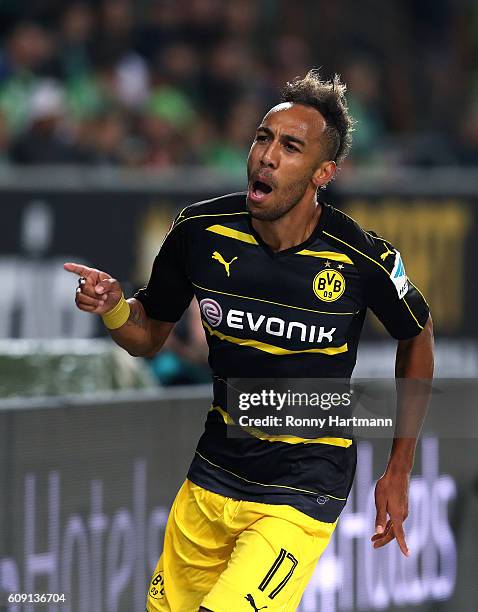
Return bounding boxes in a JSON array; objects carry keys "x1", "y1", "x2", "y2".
[
  {"x1": 195, "y1": 450, "x2": 347, "y2": 499},
  {"x1": 295, "y1": 249, "x2": 354, "y2": 265},
  {"x1": 323, "y1": 230, "x2": 390, "y2": 275},
  {"x1": 210, "y1": 405, "x2": 353, "y2": 448},
  {"x1": 322, "y1": 230, "x2": 425, "y2": 330},
  {"x1": 174, "y1": 211, "x2": 249, "y2": 229},
  {"x1": 403, "y1": 297, "x2": 424, "y2": 329},
  {"x1": 206, "y1": 224, "x2": 259, "y2": 245},
  {"x1": 210, "y1": 405, "x2": 236, "y2": 425},
  {"x1": 202, "y1": 320, "x2": 348, "y2": 355},
  {"x1": 246, "y1": 429, "x2": 353, "y2": 448}
]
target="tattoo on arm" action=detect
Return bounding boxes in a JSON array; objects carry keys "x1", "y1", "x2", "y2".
[{"x1": 125, "y1": 299, "x2": 149, "y2": 330}]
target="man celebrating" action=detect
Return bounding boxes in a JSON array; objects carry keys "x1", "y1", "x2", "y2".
[{"x1": 65, "y1": 70, "x2": 433, "y2": 611}]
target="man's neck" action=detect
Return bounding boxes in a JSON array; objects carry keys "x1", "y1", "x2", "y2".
[{"x1": 251, "y1": 198, "x2": 322, "y2": 253}]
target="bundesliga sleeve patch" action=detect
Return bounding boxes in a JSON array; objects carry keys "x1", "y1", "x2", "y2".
[{"x1": 390, "y1": 250, "x2": 409, "y2": 299}]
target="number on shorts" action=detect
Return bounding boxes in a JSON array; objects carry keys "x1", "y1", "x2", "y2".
[{"x1": 258, "y1": 548, "x2": 298, "y2": 599}]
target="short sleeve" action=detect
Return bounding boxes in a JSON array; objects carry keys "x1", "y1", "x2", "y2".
[
  {"x1": 134, "y1": 219, "x2": 193, "y2": 322},
  {"x1": 363, "y1": 234, "x2": 430, "y2": 340}
]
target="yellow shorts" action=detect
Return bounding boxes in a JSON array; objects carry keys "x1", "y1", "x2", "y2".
[{"x1": 146, "y1": 479, "x2": 336, "y2": 612}]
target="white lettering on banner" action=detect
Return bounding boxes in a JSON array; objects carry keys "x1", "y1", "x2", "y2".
[
  {"x1": 106, "y1": 510, "x2": 135, "y2": 612},
  {"x1": 0, "y1": 442, "x2": 456, "y2": 611},
  {"x1": 225, "y1": 308, "x2": 336, "y2": 344},
  {"x1": 0, "y1": 559, "x2": 20, "y2": 610},
  {"x1": 89, "y1": 480, "x2": 109, "y2": 611},
  {"x1": 0, "y1": 461, "x2": 168, "y2": 612},
  {"x1": 299, "y1": 437, "x2": 457, "y2": 611},
  {"x1": 133, "y1": 461, "x2": 146, "y2": 609},
  {"x1": 61, "y1": 516, "x2": 89, "y2": 612},
  {"x1": 24, "y1": 472, "x2": 60, "y2": 612}
]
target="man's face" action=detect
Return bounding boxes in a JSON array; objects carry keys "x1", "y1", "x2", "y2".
[{"x1": 246, "y1": 102, "x2": 328, "y2": 221}]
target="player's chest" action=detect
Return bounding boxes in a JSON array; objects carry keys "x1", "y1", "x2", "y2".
[{"x1": 187, "y1": 230, "x2": 365, "y2": 314}]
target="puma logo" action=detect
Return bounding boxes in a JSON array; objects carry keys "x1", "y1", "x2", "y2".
[
  {"x1": 245, "y1": 594, "x2": 267, "y2": 611},
  {"x1": 380, "y1": 243, "x2": 395, "y2": 261},
  {"x1": 212, "y1": 251, "x2": 238, "y2": 277}
]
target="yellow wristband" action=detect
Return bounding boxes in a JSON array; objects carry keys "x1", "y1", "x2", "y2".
[{"x1": 101, "y1": 293, "x2": 131, "y2": 330}]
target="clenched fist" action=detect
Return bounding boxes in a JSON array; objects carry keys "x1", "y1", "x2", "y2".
[{"x1": 64, "y1": 262, "x2": 123, "y2": 315}]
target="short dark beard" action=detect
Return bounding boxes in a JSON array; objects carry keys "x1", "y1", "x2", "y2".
[{"x1": 247, "y1": 176, "x2": 310, "y2": 221}]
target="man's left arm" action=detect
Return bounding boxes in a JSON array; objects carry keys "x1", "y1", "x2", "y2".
[{"x1": 371, "y1": 315, "x2": 434, "y2": 556}]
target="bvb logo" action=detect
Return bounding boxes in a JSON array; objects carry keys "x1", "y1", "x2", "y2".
[
  {"x1": 149, "y1": 571, "x2": 165, "y2": 600},
  {"x1": 313, "y1": 269, "x2": 346, "y2": 302}
]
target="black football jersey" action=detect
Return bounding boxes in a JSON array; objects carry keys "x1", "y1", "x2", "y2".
[{"x1": 135, "y1": 193, "x2": 429, "y2": 521}]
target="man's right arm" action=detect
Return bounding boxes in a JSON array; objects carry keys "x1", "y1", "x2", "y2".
[
  {"x1": 110, "y1": 298, "x2": 174, "y2": 357},
  {"x1": 64, "y1": 262, "x2": 174, "y2": 358}
]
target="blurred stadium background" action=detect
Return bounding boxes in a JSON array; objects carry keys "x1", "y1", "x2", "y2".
[{"x1": 0, "y1": 1, "x2": 477, "y2": 611}]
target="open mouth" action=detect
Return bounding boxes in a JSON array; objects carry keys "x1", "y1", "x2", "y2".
[
  {"x1": 253, "y1": 180, "x2": 273, "y2": 195},
  {"x1": 248, "y1": 179, "x2": 274, "y2": 203}
]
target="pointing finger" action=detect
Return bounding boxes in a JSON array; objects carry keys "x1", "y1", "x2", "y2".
[
  {"x1": 64, "y1": 262, "x2": 93, "y2": 277},
  {"x1": 391, "y1": 519, "x2": 409, "y2": 557}
]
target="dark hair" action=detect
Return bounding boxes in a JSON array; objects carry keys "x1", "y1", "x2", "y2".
[{"x1": 281, "y1": 69, "x2": 355, "y2": 165}]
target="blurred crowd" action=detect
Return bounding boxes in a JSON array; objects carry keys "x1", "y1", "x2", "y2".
[{"x1": 0, "y1": 0, "x2": 477, "y2": 170}]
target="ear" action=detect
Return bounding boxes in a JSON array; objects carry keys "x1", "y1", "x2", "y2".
[{"x1": 312, "y1": 160, "x2": 337, "y2": 188}]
